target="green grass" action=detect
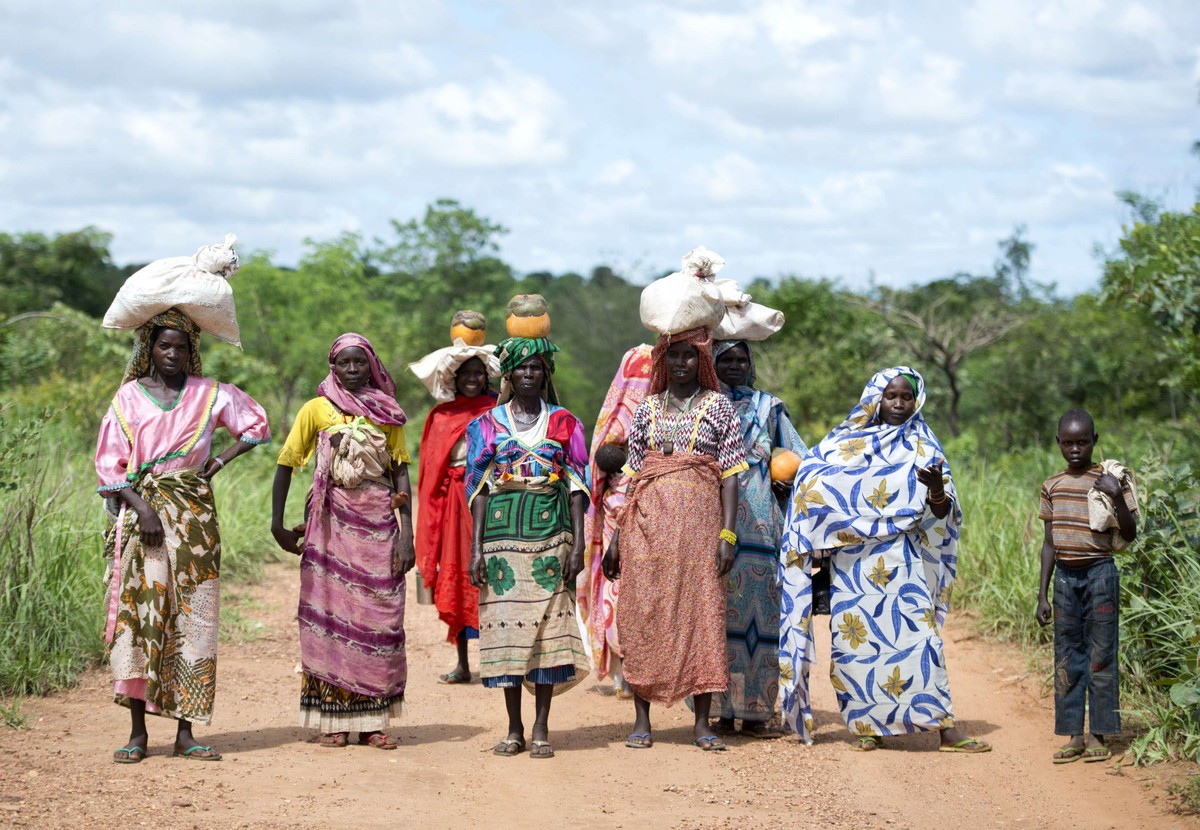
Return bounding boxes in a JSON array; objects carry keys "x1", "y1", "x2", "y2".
[
  {"x1": 952, "y1": 436, "x2": 1200, "y2": 766},
  {"x1": 0, "y1": 406, "x2": 286, "y2": 695}
]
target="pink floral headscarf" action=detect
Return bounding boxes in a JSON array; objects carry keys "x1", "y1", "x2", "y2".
[{"x1": 317, "y1": 333, "x2": 407, "y2": 426}]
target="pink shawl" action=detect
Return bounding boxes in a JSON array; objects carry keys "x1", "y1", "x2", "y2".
[{"x1": 316, "y1": 333, "x2": 407, "y2": 426}]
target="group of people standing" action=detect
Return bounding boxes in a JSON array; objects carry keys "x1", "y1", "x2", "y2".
[{"x1": 97, "y1": 279, "x2": 995, "y2": 763}]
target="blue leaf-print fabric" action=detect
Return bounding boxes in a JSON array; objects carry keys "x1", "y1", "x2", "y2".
[{"x1": 778, "y1": 367, "x2": 962, "y2": 744}]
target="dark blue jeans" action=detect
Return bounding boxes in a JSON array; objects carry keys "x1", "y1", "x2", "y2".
[{"x1": 1053, "y1": 558, "x2": 1121, "y2": 736}]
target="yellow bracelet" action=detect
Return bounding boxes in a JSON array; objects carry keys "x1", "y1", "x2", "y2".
[{"x1": 719, "y1": 528, "x2": 738, "y2": 546}]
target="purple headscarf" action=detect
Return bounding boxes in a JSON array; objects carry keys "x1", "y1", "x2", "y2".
[{"x1": 317, "y1": 333, "x2": 407, "y2": 426}]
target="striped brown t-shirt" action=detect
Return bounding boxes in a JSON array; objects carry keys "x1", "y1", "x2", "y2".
[{"x1": 1039, "y1": 465, "x2": 1137, "y2": 565}]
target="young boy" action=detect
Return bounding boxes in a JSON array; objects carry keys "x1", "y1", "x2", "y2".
[{"x1": 1036, "y1": 408, "x2": 1137, "y2": 764}]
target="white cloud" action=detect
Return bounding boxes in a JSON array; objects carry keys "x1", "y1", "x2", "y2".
[
  {"x1": 594, "y1": 160, "x2": 637, "y2": 187},
  {"x1": 0, "y1": 0, "x2": 1197, "y2": 297}
]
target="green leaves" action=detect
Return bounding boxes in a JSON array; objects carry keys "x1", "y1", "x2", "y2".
[{"x1": 1102, "y1": 199, "x2": 1200, "y2": 394}]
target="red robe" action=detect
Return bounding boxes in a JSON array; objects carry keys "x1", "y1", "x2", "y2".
[{"x1": 416, "y1": 392, "x2": 496, "y2": 641}]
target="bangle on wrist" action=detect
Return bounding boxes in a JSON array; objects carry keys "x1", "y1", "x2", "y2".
[
  {"x1": 719, "y1": 528, "x2": 738, "y2": 546},
  {"x1": 927, "y1": 489, "x2": 947, "y2": 505},
  {"x1": 211, "y1": 456, "x2": 226, "y2": 469}
]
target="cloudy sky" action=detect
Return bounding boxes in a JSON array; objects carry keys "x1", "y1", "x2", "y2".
[{"x1": 2, "y1": 1, "x2": 1198, "y2": 293}]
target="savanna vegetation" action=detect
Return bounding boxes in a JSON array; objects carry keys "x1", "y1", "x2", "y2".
[{"x1": 2, "y1": 194, "x2": 1198, "y2": 793}]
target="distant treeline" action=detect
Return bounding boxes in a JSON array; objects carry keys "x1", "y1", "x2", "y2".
[{"x1": 3, "y1": 196, "x2": 1197, "y2": 455}]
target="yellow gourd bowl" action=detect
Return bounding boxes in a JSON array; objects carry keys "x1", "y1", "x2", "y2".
[{"x1": 769, "y1": 448, "x2": 802, "y2": 482}]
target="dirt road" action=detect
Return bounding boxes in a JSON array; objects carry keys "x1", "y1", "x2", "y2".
[{"x1": 1, "y1": 563, "x2": 1196, "y2": 830}]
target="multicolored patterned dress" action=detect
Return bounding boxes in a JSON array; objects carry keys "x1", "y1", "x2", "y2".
[
  {"x1": 95, "y1": 376, "x2": 271, "y2": 724},
  {"x1": 578, "y1": 344, "x2": 652, "y2": 681},
  {"x1": 713, "y1": 345, "x2": 805, "y2": 722},
  {"x1": 278, "y1": 397, "x2": 411, "y2": 732},
  {"x1": 778, "y1": 366, "x2": 961, "y2": 743},
  {"x1": 617, "y1": 390, "x2": 748, "y2": 705},
  {"x1": 466, "y1": 403, "x2": 591, "y2": 692}
]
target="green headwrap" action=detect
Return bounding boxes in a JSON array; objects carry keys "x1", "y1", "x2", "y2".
[
  {"x1": 495, "y1": 337, "x2": 560, "y2": 405},
  {"x1": 900, "y1": 373, "x2": 919, "y2": 397}
]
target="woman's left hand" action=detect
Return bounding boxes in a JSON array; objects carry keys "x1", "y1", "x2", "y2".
[
  {"x1": 916, "y1": 459, "x2": 945, "y2": 496},
  {"x1": 563, "y1": 527, "x2": 587, "y2": 586},
  {"x1": 716, "y1": 539, "x2": 735, "y2": 576},
  {"x1": 392, "y1": 532, "x2": 416, "y2": 578},
  {"x1": 198, "y1": 457, "x2": 226, "y2": 480}
]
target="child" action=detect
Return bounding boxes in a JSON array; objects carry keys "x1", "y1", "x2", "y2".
[{"x1": 1036, "y1": 408, "x2": 1137, "y2": 764}]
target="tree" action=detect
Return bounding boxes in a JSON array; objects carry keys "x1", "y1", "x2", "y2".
[
  {"x1": 751, "y1": 277, "x2": 891, "y2": 437},
  {"x1": 0, "y1": 227, "x2": 123, "y2": 319},
  {"x1": 858, "y1": 230, "x2": 1034, "y2": 437},
  {"x1": 371, "y1": 199, "x2": 515, "y2": 349},
  {"x1": 1102, "y1": 198, "x2": 1200, "y2": 402},
  {"x1": 235, "y1": 234, "x2": 390, "y2": 418}
]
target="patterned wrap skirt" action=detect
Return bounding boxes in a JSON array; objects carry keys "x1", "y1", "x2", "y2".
[
  {"x1": 104, "y1": 469, "x2": 222, "y2": 724},
  {"x1": 617, "y1": 452, "x2": 728, "y2": 706},
  {"x1": 299, "y1": 436, "x2": 407, "y2": 732},
  {"x1": 477, "y1": 478, "x2": 589, "y2": 694}
]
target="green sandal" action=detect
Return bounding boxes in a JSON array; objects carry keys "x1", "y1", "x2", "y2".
[
  {"x1": 1053, "y1": 744, "x2": 1084, "y2": 764},
  {"x1": 113, "y1": 746, "x2": 146, "y2": 764},
  {"x1": 851, "y1": 735, "x2": 883, "y2": 751},
  {"x1": 174, "y1": 744, "x2": 222, "y2": 761}
]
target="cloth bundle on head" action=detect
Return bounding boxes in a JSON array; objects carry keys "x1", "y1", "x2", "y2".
[
  {"x1": 639, "y1": 246, "x2": 727, "y2": 336},
  {"x1": 318, "y1": 333, "x2": 407, "y2": 426},
  {"x1": 495, "y1": 337, "x2": 560, "y2": 405},
  {"x1": 103, "y1": 234, "x2": 243, "y2": 346},
  {"x1": 121, "y1": 308, "x2": 204, "y2": 385},
  {"x1": 648, "y1": 326, "x2": 721, "y2": 394},
  {"x1": 712, "y1": 281, "x2": 784, "y2": 341},
  {"x1": 409, "y1": 310, "x2": 501, "y2": 403}
]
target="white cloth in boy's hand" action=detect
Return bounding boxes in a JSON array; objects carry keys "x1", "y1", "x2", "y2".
[{"x1": 1087, "y1": 459, "x2": 1139, "y2": 550}]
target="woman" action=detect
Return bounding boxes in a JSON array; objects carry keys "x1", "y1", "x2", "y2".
[
  {"x1": 413, "y1": 343, "x2": 499, "y2": 684},
  {"x1": 711, "y1": 340, "x2": 805, "y2": 737},
  {"x1": 466, "y1": 336, "x2": 590, "y2": 759},
  {"x1": 578, "y1": 344, "x2": 652, "y2": 697},
  {"x1": 603, "y1": 327, "x2": 747, "y2": 751},
  {"x1": 96, "y1": 308, "x2": 271, "y2": 763},
  {"x1": 778, "y1": 366, "x2": 990, "y2": 752},
  {"x1": 271, "y1": 333, "x2": 414, "y2": 750}
]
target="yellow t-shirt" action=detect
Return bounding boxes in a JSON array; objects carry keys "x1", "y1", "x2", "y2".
[{"x1": 276, "y1": 397, "x2": 410, "y2": 469}]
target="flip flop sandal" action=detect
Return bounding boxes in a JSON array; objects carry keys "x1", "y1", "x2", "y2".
[
  {"x1": 318, "y1": 732, "x2": 349, "y2": 748},
  {"x1": 693, "y1": 736, "x2": 728, "y2": 751},
  {"x1": 174, "y1": 745, "x2": 222, "y2": 761},
  {"x1": 359, "y1": 732, "x2": 399, "y2": 750},
  {"x1": 1053, "y1": 745, "x2": 1084, "y2": 764},
  {"x1": 438, "y1": 671, "x2": 471, "y2": 685},
  {"x1": 1082, "y1": 746, "x2": 1111, "y2": 763},
  {"x1": 741, "y1": 721, "x2": 783, "y2": 740},
  {"x1": 624, "y1": 732, "x2": 653, "y2": 749},
  {"x1": 711, "y1": 719, "x2": 737, "y2": 736},
  {"x1": 530, "y1": 740, "x2": 555, "y2": 759},
  {"x1": 113, "y1": 746, "x2": 146, "y2": 764},
  {"x1": 492, "y1": 738, "x2": 526, "y2": 757},
  {"x1": 939, "y1": 738, "x2": 992, "y2": 754},
  {"x1": 851, "y1": 735, "x2": 883, "y2": 752}
]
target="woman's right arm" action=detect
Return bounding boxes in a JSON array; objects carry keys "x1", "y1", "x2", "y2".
[
  {"x1": 271, "y1": 465, "x2": 303, "y2": 554},
  {"x1": 468, "y1": 487, "x2": 489, "y2": 587},
  {"x1": 116, "y1": 489, "x2": 165, "y2": 548},
  {"x1": 271, "y1": 401, "x2": 319, "y2": 555},
  {"x1": 96, "y1": 400, "x2": 164, "y2": 546}
]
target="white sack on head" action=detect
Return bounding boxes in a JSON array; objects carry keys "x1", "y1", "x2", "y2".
[
  {"x1": 712, "y1": 279, "x2": 784, "y2": 341},
  {"x1": 103, "y1": 233, "x2": 242, "y2": 346},
  {"x1": 639, "y1": 246, "x2": 728, "y2": 336},
  {"x1": 408, "y1": 339, "x2": 502, "y2": 403}
]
